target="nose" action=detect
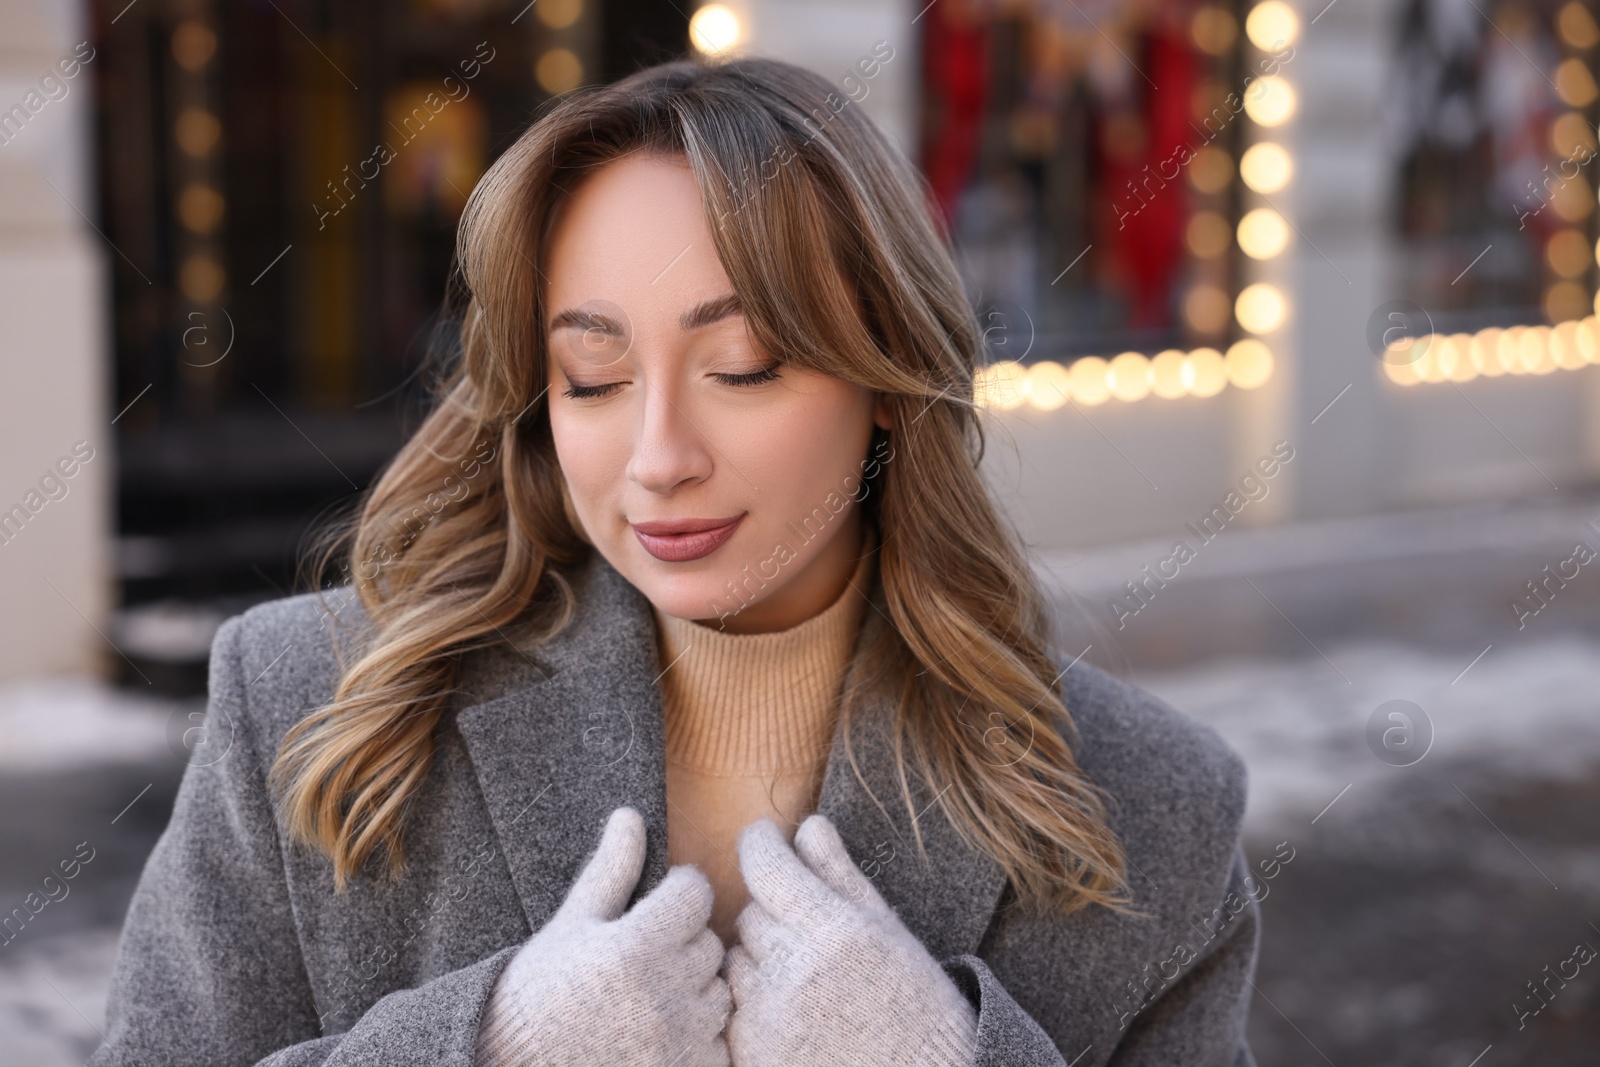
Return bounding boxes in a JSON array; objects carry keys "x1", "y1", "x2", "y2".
[{"x1": 625, "y1": 373, "x2": 715, "y2": 494}]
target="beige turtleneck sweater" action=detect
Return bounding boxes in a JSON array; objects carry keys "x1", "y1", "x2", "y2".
[{"x1": 653, "y1": 531, "x2": 876, "y2": 948}]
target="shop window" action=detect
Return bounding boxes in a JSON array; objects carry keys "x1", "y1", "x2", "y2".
[
  {"x1": 923, "y1": 0, "x2": 1295, "y2": 406},
  {"x1": 1385, "y1": 0, "x2": 1600, "y2": 382}
]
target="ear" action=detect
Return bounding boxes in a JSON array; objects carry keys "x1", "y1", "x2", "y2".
[{"x1": 872, "y1": 391, "x2": 894, "y2": 431}]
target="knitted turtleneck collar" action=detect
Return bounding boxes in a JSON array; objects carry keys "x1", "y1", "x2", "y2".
[{"x1": 650, "y1": 525, "x2": 878, "y2": 777}]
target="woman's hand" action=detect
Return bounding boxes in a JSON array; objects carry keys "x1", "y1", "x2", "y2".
[
  {"x1": 475, "y1": 805, "x2": 730, "y2": 1066},
  {"x1": 723, "y1": 815, "x2": 978, "y2": 1067}
]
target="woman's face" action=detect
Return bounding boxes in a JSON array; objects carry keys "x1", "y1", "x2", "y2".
[{"x1": 543, "y1": 152, "x2": 892, "y2": 634}]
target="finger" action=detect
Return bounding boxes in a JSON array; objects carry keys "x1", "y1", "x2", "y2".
[
  {"x1": 674, "y1": 997, "x2": 732, "y2": 1067},
  {"x1": 699, "y1": 1027, "x2": 732, "y2": 1067},
  {"x1": 683, "y1": 955, "x2": 731, "y2": 1024},
  {"x1": 732, "y1": 897, "x2": 790, "y2": 964},
  {"x1": 559, "y1": 806, "x2": 645, "y2": 922},
  {"x1": 624, "y1": 863, "x2": 714, "y2": 943},
  {"x1": 724, "y1": 942, "x2": 757, "y2": 1001},
  {"x1": 699, "y1": 971, "x2": 733, "y2": 1031},
  {"x1": 724, "y1": 950, "x2": 759, "y2": 1061},
  {"x1": 685, "y1": 925, "x2": 726, "y2": 982},
  {"x1": 736, "y1": 817, "x2": 836, "y2": 923},
  {"x1": 793, "y1": 814, "x2": 892, "y2": 918},
  {"x1": 696, "y1": 1012, "x2": 733, "y2": 1067}
]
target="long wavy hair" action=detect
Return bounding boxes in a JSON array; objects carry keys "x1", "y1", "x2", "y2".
[{"x1": 276, "y1": 53, "x2": 1133, "y2": 917}]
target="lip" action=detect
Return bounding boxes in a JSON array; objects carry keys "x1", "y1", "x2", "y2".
[{"x1": 631, "y1": 514, "x2": 744, "y2": 562}]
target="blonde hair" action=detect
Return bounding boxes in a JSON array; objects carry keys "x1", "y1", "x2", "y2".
[{"x1": 278, "y1": 54, "x2": 1132, "y2": 917}]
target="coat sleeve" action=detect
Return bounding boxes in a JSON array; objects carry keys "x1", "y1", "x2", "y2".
[
  {"x1": 86, "y1": 614, "x2": 523, "y2": 1067},
  {"x1": 938, "y1": 841, "x2": 1259, "y2": 1067},
  {"x1": 941, "y1": 954, "x2": 1070, "y2": 1067},
  {"x1": 1102, "y1": 846, "x2": 1260, "y2": 1067}
]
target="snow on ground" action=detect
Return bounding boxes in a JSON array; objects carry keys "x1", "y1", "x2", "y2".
[
  {"x1": 0, "y1": 930, "x2": 118, "y2": 1067},
  {"x1": 0, "y1": 676, "x2": 190, "y2": 772},
  {"x1": 1133, "y1": 631, "x2": 1600, "y2": 834}
]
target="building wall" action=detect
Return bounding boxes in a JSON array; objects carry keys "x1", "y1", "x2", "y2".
[
  {"x1": 0, "y1": 0, "x2": 112, "y2": 679},
  {"x1": 725, "y1": 0, "x2": 921, "y2": 155},
  {"x1": 1298, "y1": 0, "x2": 1600, "y2": 514}
]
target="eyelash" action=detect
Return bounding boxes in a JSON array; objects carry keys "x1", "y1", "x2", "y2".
[{"x1": 560, "y1": 364, "x2": 782, "y2": 400}]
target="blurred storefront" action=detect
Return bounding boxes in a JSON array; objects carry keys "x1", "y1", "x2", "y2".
[
  {"x1": 6, "y1": 0, "x2": 1600, "y2": 684},
  {"x1": 921, "y1": 0, "x2": 1278, "y2": 366},
  {"x1": 86, "y1": 0, "x2": 684, "y2": 688},
  {"x1": 852, "y1": 0, "x2": 1600, "y2": 554}
]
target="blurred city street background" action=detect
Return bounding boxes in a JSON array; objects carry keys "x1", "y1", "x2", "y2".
[{"x1": 3, "y1": 0, "x2": 1600, "y2": 1063}]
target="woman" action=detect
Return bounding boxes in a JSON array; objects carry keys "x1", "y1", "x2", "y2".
[{"x1": 89, "y1": 56, "x2": 1259, "y2": 1066}]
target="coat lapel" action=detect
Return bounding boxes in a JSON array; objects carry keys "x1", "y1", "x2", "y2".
[
  {"x1": 453, "y1": 548, "x2": 1008, "y2": 961},
  {"x1": 809, "y1": 587, "x2": 1012, "y2": 962},
  {"x1": 453, "y1": 549, "x2": 673, "y2": 930}
]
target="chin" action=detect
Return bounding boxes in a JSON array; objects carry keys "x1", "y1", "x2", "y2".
[
  {"x1": 639, "y1": 572, "x2": 758, "y2": 627},
  {"x1": 615, "y1": 539, "x2": 761, "y2": 625}
]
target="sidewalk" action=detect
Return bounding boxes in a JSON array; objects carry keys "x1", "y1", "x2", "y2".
[{"x1": 1035, "y1": 489, "x2": 1600, "y2": 668}]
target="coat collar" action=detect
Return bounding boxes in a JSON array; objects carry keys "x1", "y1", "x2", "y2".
[{"x1": 452, "y1": 547, "x2": 1008, "y2": 961}]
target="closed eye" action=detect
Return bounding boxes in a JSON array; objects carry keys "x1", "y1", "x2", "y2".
[
  {"x1": 561, "y1": 381, "x2": 621, "y2": 400},
  {"x1": 561, "y1": 363, "x2": 781, "y2": 400},
  {"x1": 715, "y1": 364, "x2": 782, "y2": 387}
]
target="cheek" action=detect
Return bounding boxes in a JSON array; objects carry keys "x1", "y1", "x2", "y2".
[
  {"x1": 548, "y1": 405, "x2": 622, "y2": 509},
  {"x1": 745, "y1": 384, "x2": 874, "y2": 510}
]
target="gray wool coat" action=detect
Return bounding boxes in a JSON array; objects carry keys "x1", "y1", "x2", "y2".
[{"x1": 88, "y1": 547, "x2": 1260, "y2": 1067}]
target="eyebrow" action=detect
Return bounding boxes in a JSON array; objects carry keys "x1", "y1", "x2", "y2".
[{"x1": 547, "y1": 292, "x2": 744, "y2": 336}]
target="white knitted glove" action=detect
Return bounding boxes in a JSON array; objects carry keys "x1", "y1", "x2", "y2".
[
  {"x1": 474, "y1": 805, "x2": 731, "y2": 1066},
  {"x1": 723, "y1": 814, "x2": 977, "y2": 1067}
]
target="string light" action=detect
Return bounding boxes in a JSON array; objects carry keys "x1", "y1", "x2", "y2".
[
  {"x1": 974, "y1": 0, "x2": 1304, "y2": 411},
  {"x1": 535, "y1": 49, "x2": 583, "y2": 93},
  {"x1": 1070, "y1": 356, "x2": 1112, "y2": 405},
  {"x1": 1245, "y1": 1, "x2": 1299, "y2": 49},
  {"x1": 1547, "y1": 228, "x2": 1590, "y2": 276},
  {"x1": 1559, "y1": 0, "x2": 1600, "y2": 48},
  {"x1": 1188, "y1": 146, "x2": 1234, "y2": 193},
  {"x1": 1382, "y1": 317, "x2": 1600, "y2": 384},
  {"x1": 537, "y1": 0, "x2": 584, "y2": 28},
  {"x1": 1225, "y1": 339, "x2": 1274, "y2": 387},
  {"x1": 175, "y1": 108, "x2": 220, "y2": 157},
  {"x1": 1151, "y1": 349, "x2": 1189, "y2": 397},
  {"x1": 690, "y1": 5, "x2": 741, "y2": 55},
  {"x1": 1556, "y1": 57, "x2": 1599, "y2": 107},
  {"x1": 1191, "y1": 5, "x2": 1238, "y2": 54},
  {"x1": 1108, "y1": 351, "x2": 1154, "y2": 401},
  {"x1": 1237, "y1": 207, "x2": 1289, "y2": 258},
  {"x1": 974, "y1": 343, "x2": 1275, "y2": 409},
  {"x1": 1187, "y1": 211, "x2": 1233, "y2": 258},
  {"x1": 1026, "y1": 361, "x2": 1071, "y2": 409},
  {"x1": 1240, "y1": 142, "x2": 1292, "y2": 192},
  {"x1": 1236, "y1": 283, "x2": 1287, "y2": 333},
  {"x1": 1243, "y1": 77, "x2": 1296, "y2": 126}
]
